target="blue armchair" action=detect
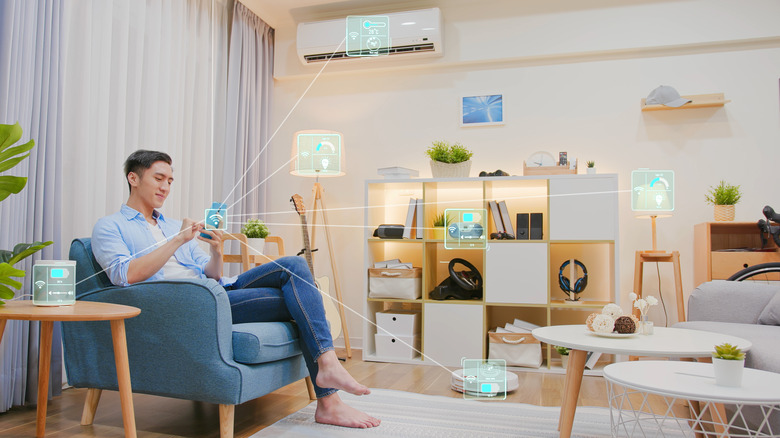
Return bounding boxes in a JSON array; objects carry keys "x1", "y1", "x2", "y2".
[{"x1": 63, "y1": 238, "x2": 312, "y2": 438}]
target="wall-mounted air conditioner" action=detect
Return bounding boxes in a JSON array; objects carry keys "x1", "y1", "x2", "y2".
[{"x1": 296, "y1": 8, "x2": 443, "y2": 64}]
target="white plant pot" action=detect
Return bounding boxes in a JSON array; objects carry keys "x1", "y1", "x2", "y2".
[
  {"x1": 429, "y1": 160, "x2": 471, "y2": 178},
  {"x1": 586, "y1": 167, "x2": 596, "y2": 174},
  {"x1": 713, "y1": 357, "x2": 744, "y2": 387},
  {"x1": 561, "y1": 355, "x2": 569, "y2": 370},
  {"x1": 246, "y1": 238, "x2": 265, "y2": 255}
]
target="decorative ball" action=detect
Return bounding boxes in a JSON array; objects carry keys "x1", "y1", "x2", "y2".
[
  {"x1": 614, "y1": 316, "x2": 636, "y2": 334},
  {"x1": 591, "y1": 314, "x2": 615, "y2": 334},
  {"x1": 602, "y1": 303, "x2": 623, "y2": 320},
  {"x1": 629, "y1": 314, "x2": 640, "y2": 326},
  {"x1": 585, "y1": 312, "x2": 599, "y2": 331}
]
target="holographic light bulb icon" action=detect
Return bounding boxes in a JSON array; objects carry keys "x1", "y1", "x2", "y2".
[
  {"x1": 321, "y1": 158, "x2": 329, "y2": 170},
  {"x1": 655, "y1": 194, "x2": 663, "y2": 207}
]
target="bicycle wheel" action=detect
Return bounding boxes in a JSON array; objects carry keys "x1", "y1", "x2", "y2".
[{"x1": 727, "y1": 262, "x2": 780, "y2": 281}]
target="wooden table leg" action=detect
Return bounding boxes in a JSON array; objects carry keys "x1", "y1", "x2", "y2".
[
  {"x1": 36, "y1": 321, "x2": 54, "y2": 438},
  {"x1": 558, "y1": 349, "x2": 587, "y2": 437},
  {"x1": 111, "y1": 320, "x2": 137, "y2": 438}
]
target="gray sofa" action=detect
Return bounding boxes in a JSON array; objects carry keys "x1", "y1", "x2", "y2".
[{"x1": 674, "y1": 280, "x2": 780, "y2": 433}]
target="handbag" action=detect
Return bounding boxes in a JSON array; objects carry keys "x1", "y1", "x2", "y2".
[{"x1": 487, "y1": 331, "x2": 543, "y2": 368}]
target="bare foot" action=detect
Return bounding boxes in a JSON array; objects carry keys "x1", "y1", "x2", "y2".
[
  {"x1": 316, "y1": 351, "x2": 371, "y2": 396},
  {"x1": 315, "y1": 393, "x2": 380, "y2": 428}
]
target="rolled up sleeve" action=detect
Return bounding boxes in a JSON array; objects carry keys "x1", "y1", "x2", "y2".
[{"x1": 92, "y1": 217, "x2": 133, "y2": 286}]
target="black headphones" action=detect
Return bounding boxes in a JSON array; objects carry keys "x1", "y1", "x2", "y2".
[{"x1": 558, "y1": 259, "x2": 588, "y2": 294}]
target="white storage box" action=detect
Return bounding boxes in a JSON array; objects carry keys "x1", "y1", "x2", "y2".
[
  {"x1": 376, "y1": 310, "x2": 420, "y2": 337},
  {"x1": 374, "y1": 333, "x2": 420, "y2": 359},
  {"x1": 368, "y1": 267, "x2": 422, "y2": 299}
]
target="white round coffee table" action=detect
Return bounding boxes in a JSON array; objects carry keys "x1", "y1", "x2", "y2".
[
  {"x1": 532, "y1": 325, "x2": 752, "y2": 438},
  {"x1": 604, "y1": 361, "x2": 780, "y2": 437}
]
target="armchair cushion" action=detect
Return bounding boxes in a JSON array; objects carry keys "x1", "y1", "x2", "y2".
[{"x1": 232, "y1": 322, "x2": 302, "y2": 364}]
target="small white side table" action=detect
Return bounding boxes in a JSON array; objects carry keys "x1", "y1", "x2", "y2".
[{"x1": 604, "y1": 361, "x2": 780, "y2": 437}]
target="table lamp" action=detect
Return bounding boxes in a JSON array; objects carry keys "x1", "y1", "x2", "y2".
[{"x1": 289, "y1": 129, "x2": 351, "y2": 357}]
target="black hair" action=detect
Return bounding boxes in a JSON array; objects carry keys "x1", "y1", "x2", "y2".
[{"x1": 123, "y1": 150, "x2": 172, "y2": 192}]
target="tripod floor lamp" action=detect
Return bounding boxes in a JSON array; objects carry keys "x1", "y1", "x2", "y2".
[{"x1": 291, "y1": 130, "x2": 351, "y2": 358}]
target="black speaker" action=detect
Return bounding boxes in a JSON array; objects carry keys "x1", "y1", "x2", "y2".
[
  {"x1": 530, "y1": 213, "x2": 543, "y2": 240},
  {"x1": 515, "y1": 213, "x2": 529, "y2": 240}
]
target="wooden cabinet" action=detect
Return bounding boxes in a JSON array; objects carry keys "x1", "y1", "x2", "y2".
[
  {"x1": 363, "y1": 175, "x2": 619, "y2": 370},
  {"x1": 693, "y1": 222, "x2": 780, "y2": 286}
]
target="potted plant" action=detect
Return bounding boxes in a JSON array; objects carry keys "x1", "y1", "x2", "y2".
[
  {"x1": 705, "y1": 180, "x2": 741, "y2": 221},
  {"x1": 426, "y1": 140, "x2": 473, "y2": 178},
  {"x1": 0, "y1": 122, "x2": 53, "y2": 305},
  {"x1": 431, "y1": 211, "x2": 452, "y2": 240},
  {"x1": 586, "y1": 160, "x2": 596, "y2": 174},
  {"x1": 712, "y1": 343, "x2": 745, "y2": 387},
  {"x1": 240, "y1": 219, "x2": 269, "y2": 255},
  {"x1": 554, "y1": 345, "x2": 571, "y2": 369}
]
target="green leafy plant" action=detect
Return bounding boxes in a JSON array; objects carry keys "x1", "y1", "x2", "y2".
[
  {"x1": 586, "y1": 160, "x2": 595, "y2": 168},
  {"x1": 554, "y1": 345, "x2": 570, "y2": 356},
  {"x1": 0, "y1": 122, "x2": 53, "y2": 305},
  {"x1": 713, "y1": 343, "x2": 745, "y2": 360},
  {"x1": 426, "y1": 141, "x2": 473, "y2": 164},
  {"x1": 240, "y1": 219, "x2": 269, "y2": 239},
  {"x1": 705, "y1": 181, "x2": 742, "y2": 206},
  {"x1": 432, "y1": 211, "x2": 453, "y2": 227}
]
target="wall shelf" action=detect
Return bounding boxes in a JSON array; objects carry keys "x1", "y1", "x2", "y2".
[{"x1": 640, "y1": 93, "x2": 730, "y2": 111}]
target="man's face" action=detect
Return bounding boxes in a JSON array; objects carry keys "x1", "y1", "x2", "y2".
[{"x1": 128, "y1": 161, "x2": 174, "y2": 208}]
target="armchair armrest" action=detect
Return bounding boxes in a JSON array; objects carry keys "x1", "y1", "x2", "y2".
[
  {"x1": 63, "y1": 279, "x2": 244, "y2": 405},
  {"x1": 687, "y1": 280, "x2": 778, "y2": 324}
]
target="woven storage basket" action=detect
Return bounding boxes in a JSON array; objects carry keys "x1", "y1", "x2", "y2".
[
  {"x1": 429, "y1": 160, "x2": 471, "y2": 178},
  {"x1": 714, "y1": 205, "x2": 735, "y2": 221}
]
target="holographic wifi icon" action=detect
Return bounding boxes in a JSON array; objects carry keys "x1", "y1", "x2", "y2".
[{"x1": 35, "y1": 280, "x2": 46, "y2": 289}]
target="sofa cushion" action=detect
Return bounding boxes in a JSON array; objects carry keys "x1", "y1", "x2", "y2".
[
  {"x1": 232, "y1": 322, "x2": 302, "y2": 364},
  {"x1": 758, "y1": 292, "x2": 780, "y2": 326},
  {"x1": 674, "y1": 321, "x2": 780, "y2": 373}
]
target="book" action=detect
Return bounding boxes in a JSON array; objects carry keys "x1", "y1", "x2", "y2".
[
  {"x1": 498, "y1": 201, "x2": 515, "y2": 236},
  {"x1": 488, "y1": 200, "x2": 504, "y2": 233},
  {"x1": 403, "y1": 198, "x2": 416, "y2": 239},
  {"x1": 585, "y1": 351, "x2": 602, "y2": 370},
  {"x1": 415, "y1": 198, "x2": 423, "y2": 239}
]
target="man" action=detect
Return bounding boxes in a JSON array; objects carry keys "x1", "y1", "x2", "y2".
[{"x1": 92, "y1": 150, "x2": 379, "y2": 428}]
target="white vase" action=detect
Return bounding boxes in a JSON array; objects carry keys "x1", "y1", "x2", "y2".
[
  {"x1": 713, "y1": 357, "x2": 744, "y2": 387},
  {"x1": 561, "y1": 355, "x2": 569, "y2": 370},
  {"x1": 246, "y1": 238, "x2": 265, "y2": 255},
  {"x1": 639, "y1": 315, "x2": 654, "y2": 335},
  {"x1": 586, "y1": 167, "x2": 596, "y2": 174},
  {"x1": 429, "y1": 160, "x2": 471, "y2": 178}
]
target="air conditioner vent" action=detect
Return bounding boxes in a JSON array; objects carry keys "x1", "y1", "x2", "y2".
[{"x1": 303, "y1": 43, "x2": 437, "y2": 63}]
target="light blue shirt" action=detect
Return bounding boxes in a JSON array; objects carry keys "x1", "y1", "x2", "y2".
[{"x1": 92, "y1": 204, "x2": 212, "y2": 287}]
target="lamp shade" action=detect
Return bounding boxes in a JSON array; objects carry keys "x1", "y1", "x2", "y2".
[{"x1": 290, "y1": 130, "x2": 345, "y2": 177}]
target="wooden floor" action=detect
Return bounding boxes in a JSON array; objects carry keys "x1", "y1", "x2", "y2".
[{"x1": 0, "y1": 349, "x2": 688, "y2": 437}]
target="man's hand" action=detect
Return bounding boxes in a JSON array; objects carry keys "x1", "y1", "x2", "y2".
[
  {"x1": 177, "y1": 218, "x2": 202, "y2": 244},
  {"x1": 198, "y1": 228, "x2": 224, "y2": 256}
]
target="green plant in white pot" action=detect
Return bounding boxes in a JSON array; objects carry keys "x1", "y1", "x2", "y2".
[
  {"x1": 426, "y1": 141, "x2": 473, "y2": 178},
  {"x1": 586, "y1": 160, "x2": 596, "y2": 175},
  {"x1": 712, "y1": 343, "x2": 745, "y2": 387},
  {"x1": 554, "y1": 345, "x2": 570, "y2": 369},
  {"x1": 705, "y1": 181, "x2": 741, "y2": 221},
  {"x1": 241, "y1": 219, "x2": 269, "y2": 255}
]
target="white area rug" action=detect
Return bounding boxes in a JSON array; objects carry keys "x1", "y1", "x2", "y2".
[{"x1": 251, "y1": 388, "x2": 690, "y2": 437}]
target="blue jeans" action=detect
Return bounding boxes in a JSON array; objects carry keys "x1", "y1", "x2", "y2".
[{"x1": 224, "y1": 256, "x2": 336, "y2": 398}]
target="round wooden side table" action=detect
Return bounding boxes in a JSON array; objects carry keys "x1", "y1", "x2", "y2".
[{"x1": 0, "y1": 300, "x2": 140, "y2": 437}]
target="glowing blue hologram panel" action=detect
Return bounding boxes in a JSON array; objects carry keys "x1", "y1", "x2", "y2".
[
  {"x1": 204, "y1": 202, "x2": 228, "y2": 230},
  {"x1": 295, "y1": 133, "x2": 342, "y2": 176},
  {"x1": 461, "y1": 94, "x2": 503, "y2": 126},
  {"x1": 462, "y1": 358, "x2": 507, "y2": 400},
  {"x1": 346, "y1": 15, "x2": 390, "y2": 57},
  {"x1": 32, "y1": 260, "x2": 76, "y2": 306},
  {"x1": 631, "y1": 169, "x2": 675, "y2": 212},
  {"x1": 444, "y1": 209, "x2": 487, "y2": 250}
]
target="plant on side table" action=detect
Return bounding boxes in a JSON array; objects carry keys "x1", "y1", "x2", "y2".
[
  {"x1": 705, "y1": 180, "x2": 741, "y2": 221},
  {"x1": 712, "y1": 343, "x2": 746, "y2": 387},
  {"x1": 426, "y1": 140, "x2": 473, "y2": 178},
  {"x1": 241, "y1": 219, "x2": 269, "y2": 255},
  {"x1": 0, "y1": 122, "x2": 53, "y2": 305}
]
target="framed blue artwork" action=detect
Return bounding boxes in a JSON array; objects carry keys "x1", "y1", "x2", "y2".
[{"x1": 460, "y1": 94, "x2": 504, "y2": 127}]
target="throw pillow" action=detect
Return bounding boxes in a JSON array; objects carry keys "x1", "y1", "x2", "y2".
[{"x1": 758, "y1": 292, "x2": 780, "y2": 325}]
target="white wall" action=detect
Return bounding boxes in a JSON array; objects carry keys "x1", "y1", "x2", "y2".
[{"x1": 259, "y1": 0, "x2": 780, "y2": 344}]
